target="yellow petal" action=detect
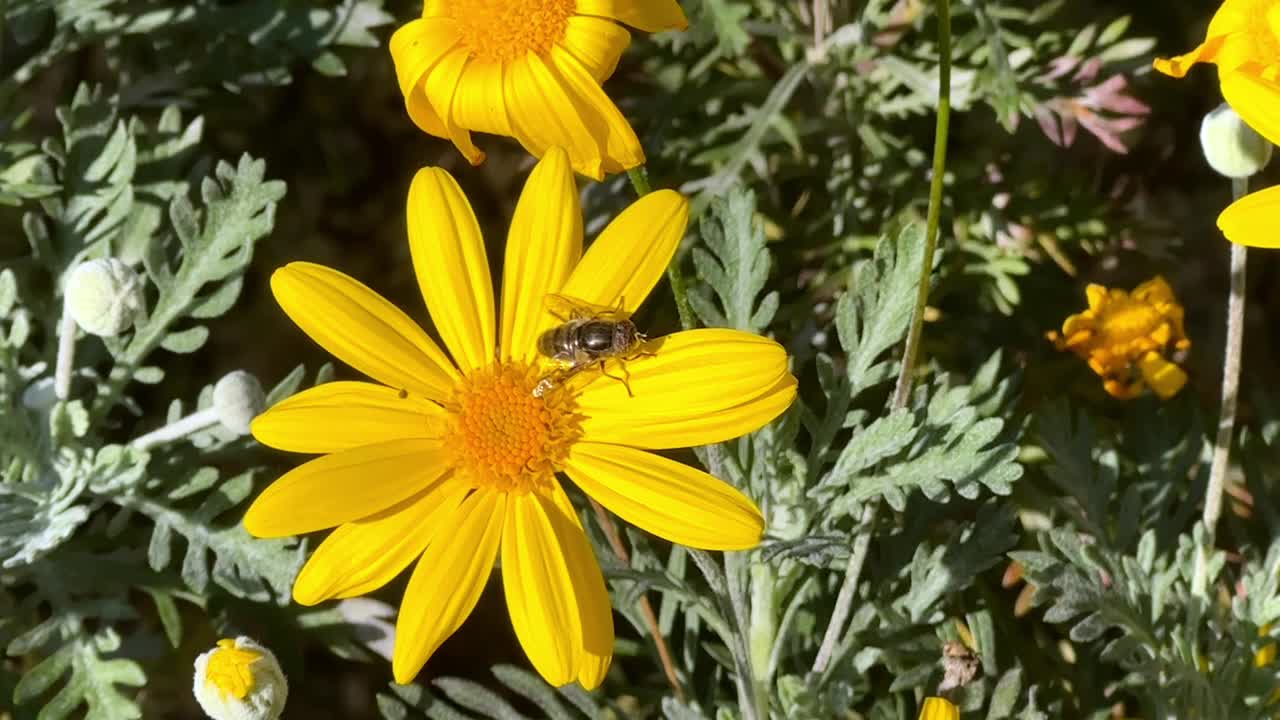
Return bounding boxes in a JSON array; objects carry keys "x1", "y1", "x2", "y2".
[
  {"x1": 501, "y1": 493, "x2": 583, "y2": 687},
  {"x1": 577, "y1": 329, "x2": 795, "y2": 449},
  {"x1": 389, "y1": 18, "x2": 458, "y2": 98},
  {"x1": 406, "y1": 78, "x2": 449, "y2": 137},
  {"x1": 559, "y1": 190, "x2": 688, "y2": 314},
  {"x1": 561, "y1": 15, "x2": 631, "y2": 83},
  {"x1": 1218, "y1": 184, "x2": 1280, "y2": 248},
  {"x1": 1153, "y1": 36, "x2": 1226, "y2": 78},
  {"x1": 563, "y1": 442, "x2": 764, "y2": 550},
  {"x1": 424, "y1": 48, "x2": 485, "y2": 165},
  {"x1": 1137, "y1": 352, "x2": 1187, "y2": 400},
  {"x1": 251, "y1": 381, "x2": 446, "y2": 454},
  {"x1": 243, "y1": 438, "x2": 449, "y2": 538},
  {"x1": 270, "y1": 263, "x2": 459, "y2": 402},
  {"x1": 292, "y1": 478, "x2": 469, "y2": 605},
  {"x1": 545, "y1": 481, "x2": 613, "y2": 688},
  {"x1": 500, "y1": 147, "x2": 583, "y2": 361},
  {"x1": 1221, "y1": 68, "x2": 1280, "y2": 148},
  {"x1": 393, "y1": 489, "x2": 506, "y2": 684},
  {"x1": 504, "y1": 53, "x2": 605, "y2": 180},
  {"x1": 548, "y1": 45, "x2": 644, "y2": 175},
  {"x1": 407, "y1": 167, "x2": 497, "y2": 373},
  {"x1": 918, "y1": 697, "x2": 959, "y2": 720},
  {"x1": 575, "y1": 0, "x2": 689, "y2": 32},
  {"x1": 451, "y1": 59, "x2": 513, "y2": 137}
]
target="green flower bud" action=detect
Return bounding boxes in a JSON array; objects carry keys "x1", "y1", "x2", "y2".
[
  {"x1": 65, "y1": 258, "x2": 144, "y2": 337},
  {"x1": 193, "y1": 637, "x2": 287, "y2": 720},
  {"x1": 213, "y1": 371, "x2": 265, "y2": 435},
  {"x1": 1201, "y1": 103, "x2": 1273, "y2": 179}
]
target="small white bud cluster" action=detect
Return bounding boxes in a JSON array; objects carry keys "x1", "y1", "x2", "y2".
[
  {"x1": 1200, "y1": 103, "x2": 1273, "y2": 179},
  {"x1": 192, "y1": 637, "x2": 288, "y2": 720},
  {"x1": 213, "y1": 370, "x2": 266, "y2": 435},
  {"x1": 64, "y1": 258, "x2": 144, "y2": 337}
]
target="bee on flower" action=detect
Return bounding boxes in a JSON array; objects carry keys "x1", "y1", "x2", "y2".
[
  {"x1": 1047, "y1": 276, "x2": 1191, "y2": 400},
  {"x1": 389, "y1": 0, "x2": 687, "y2": 180},
  {"x1": 242, "y1": 147, "x2": 796, "y2": 688}
]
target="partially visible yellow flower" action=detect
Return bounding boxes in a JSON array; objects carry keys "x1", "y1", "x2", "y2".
[
  {"x1": 919, "y1": 697, "x2": 959, "y2": 720},
  {"x1": 1048, "y1": 277, "x2": 1191, "y2": 400},
  {"x1": 192, "y1": 637, "x2": 287, "y2": 720},
  {"x1": 389, "y1": 0, "x2": 687, "y2": 180},
  {"x1": 243, "y1": 148, "x2": 796, "y2": 688},
  {"x1": 1154, "y1": 0, "x2": 1280, "y2": 247},
  {"x1": 1258, "y1": 623, "x2": 1276, "y2": 667}
]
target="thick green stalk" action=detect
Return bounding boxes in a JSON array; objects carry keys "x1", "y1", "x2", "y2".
[{"x1": 812, "y1": 0, "x2": 952, "y2": 677}]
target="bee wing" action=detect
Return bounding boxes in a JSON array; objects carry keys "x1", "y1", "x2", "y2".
[{"x1": 543, "y1": 293, "x2": 630, "y2": 321}]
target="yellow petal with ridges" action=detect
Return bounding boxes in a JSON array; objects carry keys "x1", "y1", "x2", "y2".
[
  {"x1": 425, "y1": 47, "x2": 485, "y2": 165},
  {"x1": 452, "y1": 60, "x2": 513, "y2": 136},
  {"x1": 505, "y1": 52, "x2": 605, "y2": 180},
  {"x1": 576, "y1": 329, "x2": 795, "y2": 449},
  {"x1": 243, "y1": 438, "x2": 449, "y2": 538},
  {"x1": 407, "y1": 167, "x2": 497, "y2": 373},
  {"x1": 576, "y1": 0, "x2": 689, "y2": 32},
  {"x1": 393, "y1": 489, "x2": 506, "y2": 684},
  {"x1": 1218, "y1": 184, "x2": 1280, "y2": 248},
  {"x1": 918, "y1": 697, "x2": 959, "y2": 720},
  {"x1": 292, "y1": 478, "x2": 469, "y2": 605},
  {"x1": 270, "y1": 263, "x2": 458, "y2": 402},
  {"x1": 1221, "y1": 68, "x2": 1280, "y2": 148},
  {"x1": 559, "y1": 190, "x2": 687, "y2": 315},
  {"x1": 389, "y1": 18, "x2": 458, "y2": 98},
  {"x1": 564, "y1": 442, "x2": 764, "y2": 550},
  {"x1": 545, "y1": 481, "x2": 613, "y2": 688},
  {"x1": 501, "y1": 148, "x2": 583, "y2": 361},
  {"x1": 548, "y1": 46, "x2": 644, "y2": 175},
  {"x1": 251, "y1": 381, "x2": 446, "y2": 454},
  {"x1": 561, "y1": 15, "x2": 631, "y2": 82},
  {"x1": 501, "y1": 493, "x2": 583, "y2": 687}
]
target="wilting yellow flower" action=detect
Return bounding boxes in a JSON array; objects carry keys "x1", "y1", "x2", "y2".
[
  {"x1": 1047, "y1": 277, "x2": 1190, "y2": 400},
  {"x1": 919, "y1": 697, "x2": 959, "y2": 720},
  {"x1": 389, "y1": 0, "x2": 687, "y2": 180},
  {"x1": 1154, "y1": 0, "x2": 1280, "y2": 248},
  {"x1": 243, "y1": 148, "x2": 796, "y2": 688}
]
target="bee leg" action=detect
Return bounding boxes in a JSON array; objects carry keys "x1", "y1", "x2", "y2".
[{"x1": 598, "y1": 360, "x2": 635, "y2": 398}]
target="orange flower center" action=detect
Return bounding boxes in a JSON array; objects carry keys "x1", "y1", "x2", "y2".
[
  {"x1": 205, "y1": 639, "x2": 261, "y2": 700},
  {"x1": 1093, "y1": 296, "x2": 1165, "y2": 349},
  {"x1": 446, "y1": 0, "x2": 576, "y2": 63},
  {"x1": 444, "y1": 362, "x2": 579, "y2": 494}
]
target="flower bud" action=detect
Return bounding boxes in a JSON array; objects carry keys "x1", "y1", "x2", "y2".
[
  {"x1": 1200, "y1": 103, "x2": 1273, "y2": 179},
  {"x1": 213, "y1": 371, "x2": 265, "y2": 435},
  {"x1": 64, "y1": 258, "x2": 144, "y2": 337},
  {"x1": 193, "y1": 637, "x2": 287, "y2": 720}
]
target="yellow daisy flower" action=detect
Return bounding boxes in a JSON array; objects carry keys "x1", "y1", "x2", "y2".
[
  {"x1": 919, "y1": 697, "x2": 959, "y2": 720},
  {"x1": 1154, "y1": 0, "x2": 1280, "y2": 248},
  {"x1": 1047, "y1": 276, "x2": 1191, "y2": 400},
  {"x1": 242, "y1": 147, "x2": 796, "y2": 688},
  {"x1": 389, "y1": 0, "x2": 687, "y2": 180}
]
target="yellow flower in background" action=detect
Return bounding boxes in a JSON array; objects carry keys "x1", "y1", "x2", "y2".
[
  {"x1": 1154, "y1": 0, "x2": 1280, "y2": 248},
  {"x1": 389, "y1": 0, "x2": 687, "y2": 180},
  {"x1": 919, "y1": 697, "x2": 959, "y2": 720},
  {"x1": 243, "y1": 147, "x2": 796, "y2": 688},
  {"x1": 1048, "y1": 277, "x2": 1191, "y2": 400}
]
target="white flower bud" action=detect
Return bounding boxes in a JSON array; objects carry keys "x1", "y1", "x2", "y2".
[
  {"x1": 213, "y1": 371, "x2": 265, "y2": 435},
  {"x1": 193, "y1": 637, "x2": 287, "y2": 720},
  {"x1": 64, "y1": 258, "x2": 144, "y2": 337},
  {"x1": 1201, "y1": 103, "x2": 1273, "y2": 179}
]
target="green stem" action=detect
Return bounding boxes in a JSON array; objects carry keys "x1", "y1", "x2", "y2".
[
  {"x1": 813, "y1": 0, "x2": 952, "y2": 679},
  {"x1": 1195, "y1": 176, "x2": 1249, "y2": 599}
]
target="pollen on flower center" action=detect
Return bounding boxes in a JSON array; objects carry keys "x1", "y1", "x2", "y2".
[
  {"x1": 445, "y1": 362, "x2": 579, "y2": 494},
  {"x1": 446, "y1": 0, "x2": 577, "y2": 63},
  {"x1": 204, "y1": 639, "x2": 262, "y2": 700}
]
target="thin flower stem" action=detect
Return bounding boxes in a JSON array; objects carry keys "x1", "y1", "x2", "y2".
[
  {"x1": 54, "y1": 300, "x2": 77, "y2": 401},
  {"x1": 814, "y1": 0, "x2": 952, "y2": 678},
  {"x1": 1195, "y1": 176, "x2": 1249, "y2": 599},
  {"x1": 132, "y1": 407, "x2": 219, "y2": 450},
  {"x1": 588, "y1": 499, "x2": 687, "y2": 704},
  {"x1": 691, "y1": 549, "x2": 763, "y2": 720}
]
